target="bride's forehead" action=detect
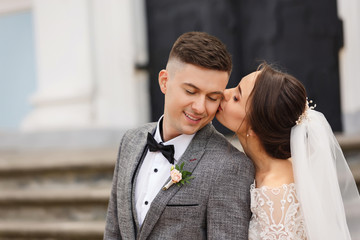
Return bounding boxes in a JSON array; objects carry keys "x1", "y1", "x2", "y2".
[
  {"x1": 239, "y1": 71, "x2": 259, "y2": 91},
  {"x1": 242, "y1": 71, "x2": 260, "y2": 82}
]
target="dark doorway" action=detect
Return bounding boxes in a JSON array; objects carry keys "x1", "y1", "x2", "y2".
[{"x1": 145, "y1": 0, "x2": 343, "y2": 133}]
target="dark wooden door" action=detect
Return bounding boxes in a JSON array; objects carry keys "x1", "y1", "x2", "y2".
[{"x1": 145, "y1": 0, "x2": 343, "y2": 132}]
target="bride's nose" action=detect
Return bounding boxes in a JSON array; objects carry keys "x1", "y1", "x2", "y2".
[{"x1": 223, "y1": 89, "x2": 231, "y2": 101}]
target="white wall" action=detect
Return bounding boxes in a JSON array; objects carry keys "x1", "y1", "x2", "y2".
[
  {"x1": 337, "y1": 0, "x2": 360, "y2": 134},
  {"x1": 91, "y1": 0, "x2": 150, "y2": 129}
]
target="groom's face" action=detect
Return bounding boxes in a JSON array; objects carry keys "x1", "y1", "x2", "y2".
[{"x1": 159, "y1": 61, "x2": 229, "y2": 141}]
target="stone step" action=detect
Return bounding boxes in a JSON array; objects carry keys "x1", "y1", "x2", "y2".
[
  {"x1": 0, "y1": 221, "x2": 104, "y2": 240},
  {"x1": 0, "y1": 149, "x2": 117, "y2": 173},
  {"x1": 0, "y1": 169, "x2": 114, "y2": 190},
  {"x1": 0, "y1": 188, "x2": 110, "y2": 204},
  {"x1": 335, "y1": 134, "x2": 360, "y2": 152},
  {"x1": 0, "y1": 189, "x2": 110, "y2": 222},
  {"x1": 348, "y1": 158, "x2": 360, "y2": 181},
  {"x1": 0, "y1": 149, "x2": 116, "y2": 190}
]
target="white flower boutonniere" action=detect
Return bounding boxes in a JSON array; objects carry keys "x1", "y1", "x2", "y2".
[{"x1": 162, "y1": 162, "x2": 194, "y2": 190}]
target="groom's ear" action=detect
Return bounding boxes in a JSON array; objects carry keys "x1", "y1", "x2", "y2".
[{"x1": 158, "y1": 69, "x2": 168, "y2": 94}]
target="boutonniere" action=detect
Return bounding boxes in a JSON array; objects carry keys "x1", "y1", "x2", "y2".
[{"x1": 162, "y1": 162, "x2": 194, "y2": 190}]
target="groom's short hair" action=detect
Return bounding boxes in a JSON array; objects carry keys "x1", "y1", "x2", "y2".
[{"x1": 168, "y1": 32, "x2": 232, "y2": 74}]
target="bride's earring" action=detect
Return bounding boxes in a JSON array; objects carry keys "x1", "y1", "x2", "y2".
[{"x1": 246, "y1": 133, "x2": 249, "y2": 137}]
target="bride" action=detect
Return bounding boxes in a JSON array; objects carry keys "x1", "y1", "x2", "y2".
[{"x1": 216, "y1": 63, "x2": 360, "y2": 239}]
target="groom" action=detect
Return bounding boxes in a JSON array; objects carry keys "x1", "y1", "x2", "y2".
[{"x1": 104, "y1": 32, "x2": 254, "y2": 240}]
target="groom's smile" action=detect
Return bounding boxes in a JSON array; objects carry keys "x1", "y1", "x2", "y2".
[{"x1": 184, "y1": 111, "x2": 203, "y2": 123}]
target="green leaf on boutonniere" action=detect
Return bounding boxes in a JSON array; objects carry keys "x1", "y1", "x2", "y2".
[{"x1": 174, "y1": 162, "x2": 194, "y2": 186}]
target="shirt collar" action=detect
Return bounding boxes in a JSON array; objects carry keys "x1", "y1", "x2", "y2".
[{"x1": 154, "y1": 116, "x2": 195, "y2": 162}]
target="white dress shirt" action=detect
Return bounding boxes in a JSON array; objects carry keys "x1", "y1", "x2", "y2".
[{"x1": 135, "y1": 117, "x2": 195, "y2": 226}]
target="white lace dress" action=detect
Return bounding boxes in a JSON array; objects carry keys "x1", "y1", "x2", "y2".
[{"x1": 248, "y1": 182, "x2": 307, "y2": 240}]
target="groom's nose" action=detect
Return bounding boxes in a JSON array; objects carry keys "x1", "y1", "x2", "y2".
[{"x1": 192, "y1": 95, "x2": 206, "y2": 114}]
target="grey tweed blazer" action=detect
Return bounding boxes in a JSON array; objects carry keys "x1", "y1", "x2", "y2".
[{"x1": 104, "y1": 123, "x2": 254, "y2": 240}]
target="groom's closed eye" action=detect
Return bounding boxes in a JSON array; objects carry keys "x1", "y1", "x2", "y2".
[
  {"x1": 185, "y1": 89, "x2": 195, "y2": 95},
  {"x1": 207, "y1": 93, "x2": 222, "y2": 101}
]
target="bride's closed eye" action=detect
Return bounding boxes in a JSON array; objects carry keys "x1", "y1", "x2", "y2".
[
  {"x1": 237, "y1": 85, "x2": 242, "y2": 96},
  {"x1": 233, "y1": 85, "x2": 242, "y2": 102}
]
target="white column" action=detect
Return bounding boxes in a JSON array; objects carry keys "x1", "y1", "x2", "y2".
[
  {"x1": 21, "y1": 0, "x2": 95, "y2": 130},
  {"x1": 21, "y1": 0, "x2": 150, "y2": 131},
  {"x1": 91, "y1": 0, "x2": 150, "y2": 129},
  {"x1": 337, "y1": 0, "x2": 360, "y2": 134}
]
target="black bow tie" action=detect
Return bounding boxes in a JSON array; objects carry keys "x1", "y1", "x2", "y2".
[{"x1": 146, "y1": 133, "x2": 175, "y2": 164}]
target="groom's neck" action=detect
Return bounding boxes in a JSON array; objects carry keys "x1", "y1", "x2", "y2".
[{"x1": 160, "y1": 117, "x2": 183, "y2": 142}]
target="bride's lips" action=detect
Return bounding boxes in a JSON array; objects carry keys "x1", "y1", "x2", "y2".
[{"x1": 218, "y1": 104, "x2": 223, "y2": 112}]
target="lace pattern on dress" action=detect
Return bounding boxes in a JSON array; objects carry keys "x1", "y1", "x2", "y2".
[{"x1": 248, "y1": 182, "x2": 307, "y2": 240}]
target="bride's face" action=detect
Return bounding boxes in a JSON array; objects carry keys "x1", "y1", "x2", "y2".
[{"x1": 216, "y1": 71, "x2": 258, "y2": 134}]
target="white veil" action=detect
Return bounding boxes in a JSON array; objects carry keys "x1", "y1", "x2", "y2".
[{"x1": 291, "y1": 109, "x2": 360, "y2": 240}]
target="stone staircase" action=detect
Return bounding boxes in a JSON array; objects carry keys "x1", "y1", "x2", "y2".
[{"x1": 0, "y1": 148, "x2": 117, "y2": 240}]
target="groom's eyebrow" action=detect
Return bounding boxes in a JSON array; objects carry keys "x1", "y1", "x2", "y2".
[
  {"x1": 238, "y1": 85, "x2": 242, "y2": 96},
  {"x1": 183, "y1": 83, "x2": 223, "y2": 95},
  {"x1": 183, "y1": 83, "x2": 199, "y2": 90}
]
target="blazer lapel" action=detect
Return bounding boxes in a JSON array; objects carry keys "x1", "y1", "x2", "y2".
[
  {"x1": 118, "y1": 124, "x2": 156, "y2": 239},
  {"x1": 137, "y1": 124, "x2": 214, "y2": 240},
  {"x1": 131, "y1": 143, "x2": 149, "y2": 233}
]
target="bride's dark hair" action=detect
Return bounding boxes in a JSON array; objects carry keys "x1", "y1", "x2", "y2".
[{"x1": 247, "y1": 63, "x2": 307, "y2": 159}]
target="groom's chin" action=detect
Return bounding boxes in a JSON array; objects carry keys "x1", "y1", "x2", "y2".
[{"x1": 183, "y1": 121, "x2": 210, "y2": 135}]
